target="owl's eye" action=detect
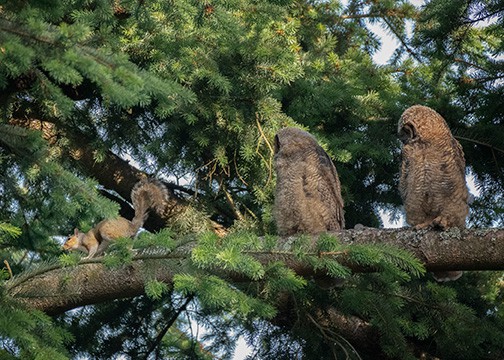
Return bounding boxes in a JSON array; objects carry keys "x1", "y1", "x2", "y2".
[
  {"x1": 274, "y1": 135, "x2": 281, "y2": 153},
  {"x1": 399, "y1": 123, "x2": 417, "y2": 144}
]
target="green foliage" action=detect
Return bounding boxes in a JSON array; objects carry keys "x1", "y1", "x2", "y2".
[
  {"x1": 58, "y1": 252, "x2": 82, "y2": 267},
  {"x1": 174, "y1": 273, "x2": 276, "y2": 320},
  {"x1": 102, "y1": 237, "x2": 134, "y2": 267},
  {"x1": 336, "y1": 275, "x2": 504, "y2": 360},
  {"x1": 0, "y1": 0, "x2": 503, "y2": 358},
  {"x1": 134, "y1": 228, "x2": 176, "y2": 250},
  {"x1": 0, "y1": 222, "x2": 21, "y2": 242},
  {"x1": 301, "y1": 233, "x2": 425, "y2": 282},
  {"x1": 161, "y1": 327, "x2": 215, "y2": 360},
  {"x1": 340, "y1": 278, "x2": 414, "y2": 359},
  {"x1": 56, "y1": 295, "x2": 210, "y2": 359},
  {"x1": 348, "y1": 243, "x2": 426, "y2": 279},
  {"x1": 192, "y1": 231, "x2": 265, "y2": 280},
  {"x1": 260, "y1": 261, "x2": 307, "y2": 299},
  {"x1": 145, "y1": 279, "x2": 169, "y2": 301},
  {"x1": 0, "y1": 293, "x2": 72, "y2": 359}
]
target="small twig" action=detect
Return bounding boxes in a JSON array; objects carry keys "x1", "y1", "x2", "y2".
[
  {"x1": 233, "y1": 150, "x2": 248, "y2": 186},
  {"x1": 3, "y1": 260, "x2": 13, "y2": 279},
  {"x1": 243, "y1": 250, "x2": 318, "y2": 256},
  {"x1": 5, "y1": 262, "x2": 63, "y2": 290},
  {"x1": 307, "y1": 313, "x2": 363, "y2": 360},
  {"x1": 255, "y1": 113, "x2": 274, "y2": 186},
  {"x1": 168, "y1": 182, "x2": 195, "y2": 196},
  {"x1": 319, "y1": 250, "x2": 349, "y2": 257},
  {"x1": 453, "y1": 57, "x2": 489, "y2": 73},
  {"x1": 462, "y1": 9, "x2": 503, "y2": 25},
  {"x1": 340, "y1": 13, "x2": 381, "y2": 20},
  {"x1": 255, "y1": 113, "x2": 274, "y2": 155},
  {"x1": 241, "y1": 203, "x2": 259, "y2": 220},
  {"x1": 221, "y1": 183, "x2": 244, "y2": 221},
  {"x1": 474, "y1": 74, "x2": 504, "y2": 84}
]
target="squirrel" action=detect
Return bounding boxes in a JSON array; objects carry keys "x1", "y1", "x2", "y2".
[{"x1": 63, "y1": 178, "x2": 169, "y2": 258}]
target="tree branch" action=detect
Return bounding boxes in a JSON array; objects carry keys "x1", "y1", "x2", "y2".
[
  {"x1": 381, "y1": 16, "x2": 422, "y2": 63},
  {"x1": 143, "y1": 295, "x2": 194, "y2": 359},
  {"x1": 6, "y1": 228, "x2": 504, "y2": 315},
  {"x1": 455, "y1": 135, "x2": 504, "y2": 155},
  {"x1": 462, "y1": 9, "x2": 504, "y2": 25},
  {"x1": 340, "y1": 13, "x2": 382, "y2": 19}
]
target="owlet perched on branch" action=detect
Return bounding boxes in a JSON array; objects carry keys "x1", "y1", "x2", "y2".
[
  {"x1": 273, "y1": 127, "x2": 345, "y2": 236},
  {"x1": 398, "y1": 105, "x2": 469, "y2": 282}
]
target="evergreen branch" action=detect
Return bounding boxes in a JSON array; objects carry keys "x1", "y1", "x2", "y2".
[
  {"x1": 5, "y1": 251, "x2": 189, "y2": 292},
  {"x1": 6, "y1": 228, "x2": 504, "y2": 315},
  {"x1": 453, "y1": 57, "x2": 491, "y2": 73},
  {"x1": 0, "y1": 18, "x2": 111, "y2": 69},
  {"x1": 143, "y1": 295, "x2": 194, "y2": 360},
  {"x1": 6, "y1": 236, "x2": 196, "y2": 292},
  {"x1": 381, "y1": 17, "x2": 422, "y2": 63},
  {"x1": 462, "y1": 9, "x2": 504, "y2": 25},
  {"x1": 391, "y1": 291, "x2": 445, "y2": 311},
  {"x1": 0, "y1": 18, "x2": 55, "y2": 45},
  {"x1": 340, "y1": 13, "x2": 383, "y2": 20},
  {"x1": 433, "y1": 7, "x2": 473, "y2": 85},
  {"x1": 455, "y1": 135, "x2": 504, "y2": 155},
  {"x1": 5, "y1": 259, "x2": 97, "y2": 291}
]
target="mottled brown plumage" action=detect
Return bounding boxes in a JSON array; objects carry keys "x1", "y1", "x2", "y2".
[
  {"x1": 398, "y1": 105, "x2": 469, "y2": 281},
  {"x1": 274, "y1": 127, "x2": 344, "y2": 236}
]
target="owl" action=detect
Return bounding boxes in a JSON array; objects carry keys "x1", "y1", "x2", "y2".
[
  {"x1": 273, "y1": 127, "x2": 344, "y2": 236},
  {"x1": 398, "y1": 105, "x2": 469, "y2": 281}
]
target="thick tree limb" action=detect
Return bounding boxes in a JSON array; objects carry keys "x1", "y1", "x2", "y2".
[{"x1": 6, "y1": 228, "x2": 504, "y2": 315}]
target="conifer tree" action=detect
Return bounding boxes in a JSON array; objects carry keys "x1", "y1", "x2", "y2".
[{"x1": 1, "y1": 0, "x2": 503, "y2": 359}]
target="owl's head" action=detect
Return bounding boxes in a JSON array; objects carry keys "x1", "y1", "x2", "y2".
[
  {"x1": 398, "y1": 105, "x2": 452, "y2": 144},
  {"x1": 274, "y1": 127, "x2": 318, "y2": 157}
]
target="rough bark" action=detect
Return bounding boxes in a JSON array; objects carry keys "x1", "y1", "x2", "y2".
[{"x1": 6, "y1": 228, "x2": 504, "y2": 315}]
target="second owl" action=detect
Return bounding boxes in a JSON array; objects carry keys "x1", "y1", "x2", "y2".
[
  {"x1": 398, "y1": 105, "x2": 469, "y2": 281},
  {"x1": 274, "y1": 127, "x2": 345, "y2": 236}
]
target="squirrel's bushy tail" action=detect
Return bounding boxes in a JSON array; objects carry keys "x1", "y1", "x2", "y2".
[{"x1": 130, "y1": 178, "x2": 170, "y2": 231}]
